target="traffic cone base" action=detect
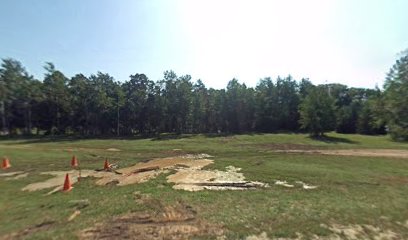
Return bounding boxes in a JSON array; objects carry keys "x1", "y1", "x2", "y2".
[
  {"x1": 63, "y1": 173, "x2": 73, "y2": 192},
  {"x1": 2, "y1": 157, "x2": 11, "y2": 169},
  {"x1": 71, "y1": 155, "x2": 79, "y2": 168},
  {"x1": 104, "y1": 159, "x2": 110, "y2": 170}
]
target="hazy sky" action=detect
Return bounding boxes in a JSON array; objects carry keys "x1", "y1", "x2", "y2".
[{"x1": 1, "y1": 0, "x2": 407, "y2": 89}]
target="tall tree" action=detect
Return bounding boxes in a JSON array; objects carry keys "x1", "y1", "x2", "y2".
[
  {"x1": 299, "y1": 86, "x2": 336, "y2": 136},
  {"x1": 42, "y1": 63, "x2": 70, "y2": 134},
  {"x1": 383, "y1": 50, "x2": 408, "y2": 140},
  {"x1": 122, "y1": 73, "x2": 151, "y2": 135},
  {"x1": 69, "y1": 74, "x2": 90, "y2": 134},
  {"x1": 0, "y1": 59, "x2": 32, "y2": 134},
  {"x1": 191, "y1": 80, "x2": 209, "y2": 133},
  {"x1": 87, "y1": 72, "x2": 119, "y2": 135},
  {"x1": 275, "y1": 76, "x2": 299, "y2": 131},
  {"x1": 162, "y1": 71, "x2": 193, "y2": 134}
]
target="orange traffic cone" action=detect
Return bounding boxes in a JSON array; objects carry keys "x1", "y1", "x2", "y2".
[
  {"x1": 103, "y1": 159, "x2": 110, "y2": 170},
  {"x1": 63, "y1": 173, "x2": 73, "y2": 192},
  {"x1": 71, "y1": 155, "x2": 79, "y2": 168},
  {"x1": 2, "y1": 157, "x2": 11, "y2": 169}
]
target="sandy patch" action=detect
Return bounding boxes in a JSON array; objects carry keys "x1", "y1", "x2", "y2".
[
  {"x1": 7, "y1": 173, "x2": 28, "y2": 180},
  {"x1": 22, "y1": 170, "x2": 116, "y2": 194},
  {"x1": 0, "y1": 171, "x2": 28, "y2": 180},
  {"x1": 79, "y1": 201, "x2": 223, "y2": 240},
  {"x1": 181, "y1": 153, "x2": 213, "y2": 159},
  {"x1": 168, "y1": 166, "x2": 268, "y2": 191},
  {"x1": 274, "y1": 180, "x2": 294, "y2": 188},
  {"x1": 106, "y1": 148, "x2": 121, "y2": 152},
  {"x1": 273, "y1": 149, "x2": 408, "y2": 158},
  {"x1": 22, "y1": 154, "x2": 267, "y2": 193},
  {"x1": 0, "y1": 171, "x2": 24, "y2": 177},
  {"x1": 295, "y1": 181, "x2": 318, "y2": 190},
  {"x1": 326, "y1": 223, "x2": 400, "y2": 240},
  {"x1": 246, "y1": 232, "x2": 270, "y2": 240},
  {"x1": 68, "y1": 210, "x2": 81, "y2": 222},
  {"x1": 245, "y1": 223, "x2": 403, "y2": 240},
  {"x1": 274, "y1": 180, "x2": 318, "y2": 190}
]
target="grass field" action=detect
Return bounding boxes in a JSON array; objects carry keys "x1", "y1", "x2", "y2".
[{"x1": 1, "y1": 133, "x2": 408, "y2": 239}]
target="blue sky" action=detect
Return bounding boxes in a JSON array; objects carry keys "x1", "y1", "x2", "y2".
[{"x1": 1, "y1": 0, "x2": 407, "y2": 89}]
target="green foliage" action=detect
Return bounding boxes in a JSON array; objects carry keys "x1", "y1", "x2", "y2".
[
  {"x1": 0, "y1": 59, "x2": 36, "y2": 134},
  {"x1": 299, "y1": 86, "x2": 336, "y2": 136},
  {"x1": 356, "y1": 92, "x2": 386, "y2": 135},
  {"x1": 383, "y1": 51, "x2": 408, "y2": 140},
  {"x1": 254, "y1": 76, "x2": 299, "y2": 132},
  {"x1": 0, "y1": 56, "x2": 404, "y2": 138}
]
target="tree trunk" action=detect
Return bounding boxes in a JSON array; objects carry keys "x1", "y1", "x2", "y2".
[
  {"x1": 117, "y1": 97, "x2": 120, "y2": 136},
  {"x1": 28, "y1": 106, "x2": 32, "y2": 134},
  {"x1": 56, "y1": 105, "x2": 60, "y2": 133},
  {"x1": 0, "y1": 101, "x2": 7, "y2": 134},
  {"x1": 24, "y1": 103, "x2": 32, "y2": 135}
]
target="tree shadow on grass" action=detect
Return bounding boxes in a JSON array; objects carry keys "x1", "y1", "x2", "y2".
[
  {"x1": 309, "y1": 135, "x2": 359, "y2": 144},
  {"x1": 0, "y1": 135, "x2": 146, "y2": 144},
  {"x1": 150, "y1": 133, "x2": 193, "y2": 141},
  {"x1": 0, "y1": 135, "x2": 81, "y2": 144},
  {"x1": 1, "y1": 133, "x2": 194, "y2": 144}
]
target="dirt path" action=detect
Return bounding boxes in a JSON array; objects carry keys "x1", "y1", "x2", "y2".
[{"x1": 272, "y1": 149, "x2": 408, "y2": 158}]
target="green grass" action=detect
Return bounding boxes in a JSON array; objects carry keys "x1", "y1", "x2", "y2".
[{"x1": 1, "y1": 132, "x2": 408, "y2": 239}]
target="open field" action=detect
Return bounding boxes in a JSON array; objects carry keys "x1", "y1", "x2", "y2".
[{"x1": 1, "y1": 133, "x2": 408, "y2": 239}]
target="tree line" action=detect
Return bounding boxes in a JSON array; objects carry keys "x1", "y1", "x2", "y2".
[{"x1": 0, "y1": 51, "x2": 407, "y2": 140}]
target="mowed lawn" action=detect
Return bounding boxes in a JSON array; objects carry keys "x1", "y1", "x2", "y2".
[{"x1": 1, "y1": 133, "x2": 408, "y2": 239}]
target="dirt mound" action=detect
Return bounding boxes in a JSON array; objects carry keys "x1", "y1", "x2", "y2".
[
  {"x1": 80, "y1": 203, "x2": 223, "y2": 240},
  {"x1": 168, "y1": 166, "x2": 268, "y2": 191},
  {"x1": 273, "y1": 149, "x2": 408, "y2": 158},
  {"x1": 22, "y1": 154, "x2": 267, "y2": 193},
  {"x1": 94, "y1": 156, "x2": 214, "y2": 186}
]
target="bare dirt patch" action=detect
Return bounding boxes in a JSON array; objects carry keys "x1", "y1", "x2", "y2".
[
  {"x1": 106, "y1": 148, "x2": 121, "y2": 152},
  {"x1": 0, "y1": 171, "x2": 24, "y2": 177},
  {"x1": 274, "y1": 180, "x2": 318, "y2": 189},
  {"x1": 220, "y1": 136, "x2": 237, "y2": 143},
  {"x1": 259, "y1": 143, "x2": 323, "y2": 151},
  {"x1": 168, "y1": 166, "x2": 268, "y2": 191},
  {"x1": 0, "y1": 171, "x2": 28, "y2": 180},
  {"x1": 245, "y1": 223, "x2": 404, "y2": 239},
  {"x1": 274, "y1": 180, "x2": 294, "y2": 188},
  {"x1": 326, "y1": 223, "x2": 400, "y2": 240},
  {"x1": 80, "y1": 202, "x2": 224, "y2": 240},
  {"x1": 379, "y1": 176, "x2": 408, "y2": 185},
  {"x1": 22, "y1": 154, "x2": 267, "y2": 193},
  {"x1": 22, "y1": 170, "x2": 116, "y2": 194},
  {"x1": 0, "y1": 220, "x2": 55, "y2": 240},
  {"x1": 273, "y1": 149, "x2": 408, "y2": 158},
  {"x1": 7, "y1": 173, "x2": 28, "y2": 180}
]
